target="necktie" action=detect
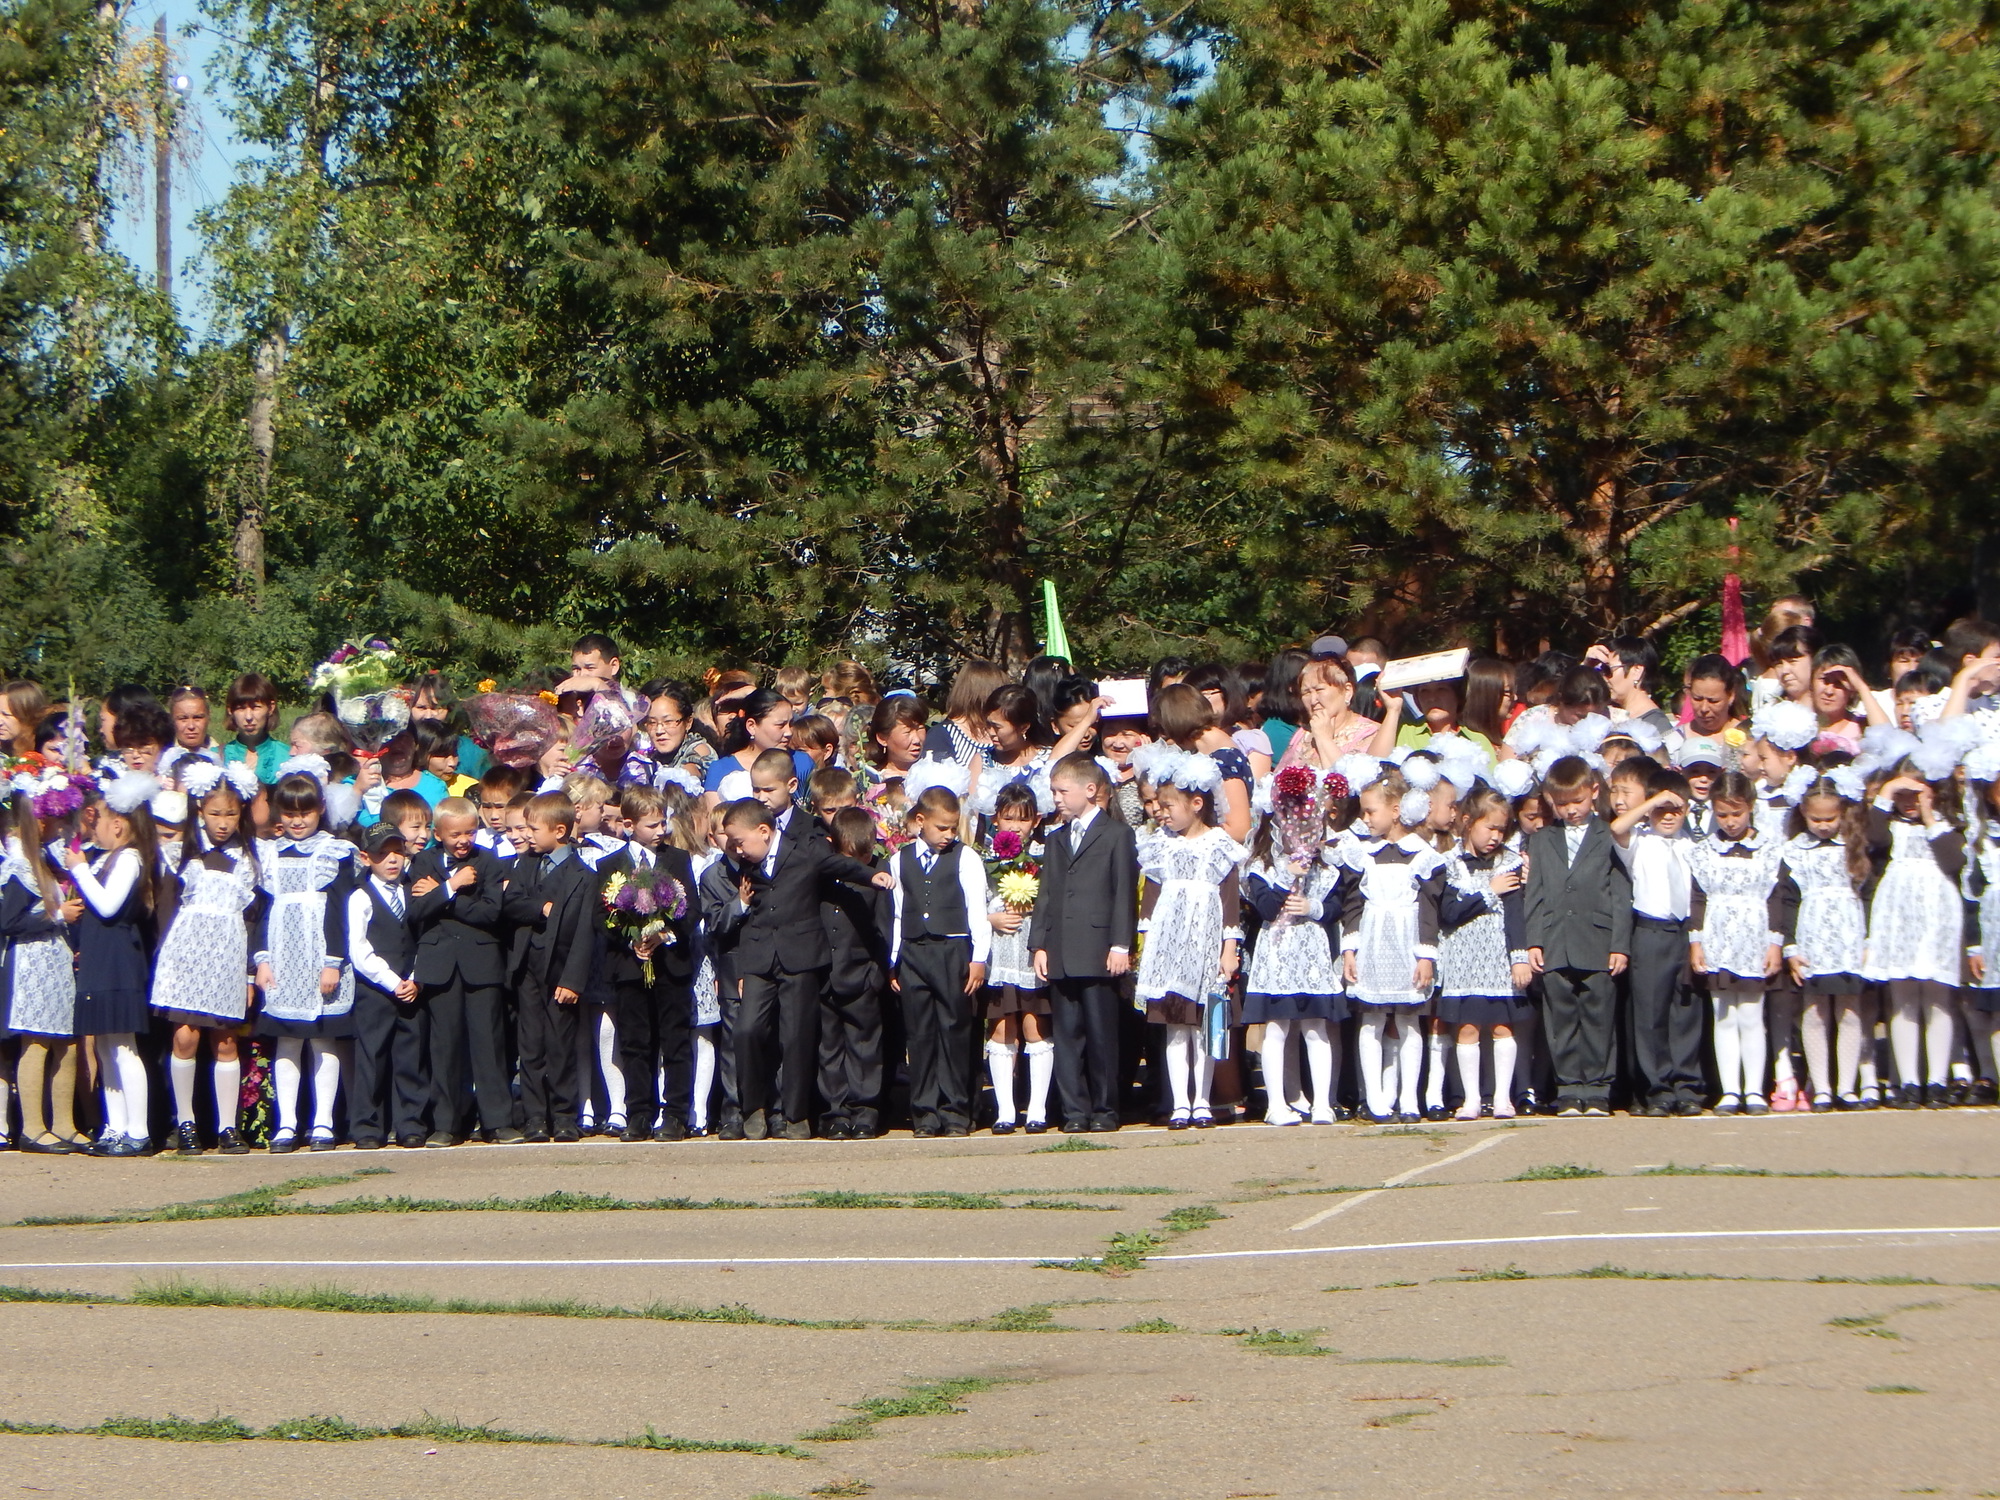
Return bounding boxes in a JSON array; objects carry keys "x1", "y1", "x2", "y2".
[
  {"x1": 918, "y1": 847, "x2": 936, "y2": 875},
  {"x1": 388, "y1": 884, "x2": 405, "y2": 918}
]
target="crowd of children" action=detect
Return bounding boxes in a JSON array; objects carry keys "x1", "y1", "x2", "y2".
[{"x1": 4, "y1": 606, "x2": 2000, "y2": 1155}]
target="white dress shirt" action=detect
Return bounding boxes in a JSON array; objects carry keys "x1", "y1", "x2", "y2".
[
  {"x1": 1616, "y1": 827, "x2": 1692, "y2": 921},
  {"x1": 347, "y1": 876, "x2": 411, "y2": 992}
]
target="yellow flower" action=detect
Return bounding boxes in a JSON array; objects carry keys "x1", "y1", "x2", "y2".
[
  {"x1": 997, "y1": 870, "x2": 1041, "y2": 911},
  {"x1": 1723, "y1": 726, "x2": 1747, "y2": 746},
  {"x1": 538, "y1": 690, "x2": 559, "y2": 706},
  {"x1": 476, "y1": 679, "x2": 497, "y2": 693}
]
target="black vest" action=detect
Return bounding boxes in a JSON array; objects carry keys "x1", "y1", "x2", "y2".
[
  {"x1": 363, "y1": 881, "x2": 415, "y2": 980},
  {"x1": 899, "y1": 843, "x2": 970, "y2": 941}
]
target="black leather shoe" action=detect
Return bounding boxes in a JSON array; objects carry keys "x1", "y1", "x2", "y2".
[
  {"x1": 175, "y1": 1121, "x2": 203, "y2": 1155},
  {"x1": 1891, "y1": 1085, "x2": 1922, "y2": 1110},
  {"x1": 269, "y1": 1130, "x2": 299, "y2": 1154},
  {"x1": 22, "y1": 1134, "x2": 74, "y2": 1154},
  {"x1": 217, "y1": 1128, "x2": 251, "y2": 1155},
  {"x1": 523, "y1": 1126, "x2": 552, "y2": 1143},
  {"x1": 742, "y1": 1109, "x2": 768, "y2": 1141},
  {"x1": 653, "y1": 1118, "x2": 688, "y2": 1142},
  {"x1": 620, "y1": 1124, "x2": 652, "y2": 1142},
  {"x1": 783, "y1": 1120, "x2": 812, "y2": 1140},
  {"x1": 990, "y1": 1121, "x2": 1016, "y2": 1135},
  {"x1": 553, "y1": 1125, "x2": 582, "y2": 1143},
  {"x1": 719, "y1": 1118, "x2": 745, "y2": 1141},
  {"x1": 1924, "y1": 1085, "x2": 1953, "y2": 1110},
  {"x1": 350, "y1": 1136, "x2": 385, "y2": 1151},
  {"x1": 1089, "y1": 1116, "x2": 1120, "y2": 1133},
  {"x1": 942, "y1": 1122, "x2": 969, "y2": 1137},
  {"x1": 911, "y1": 1123, "x2": 939, "y2": 1138},
  {"x1": 1676, "y1": 1099, "x2": 1706, "y2": 1117},
  {"x1": 1023, "y1": 1120, "x2": 1049, "y2": 1134},
  {"x1": 426, "y1": 1130, "x2": 462, "y2": 1148},
  {"x1": 1059, "y1": 1120, "x2": 1088, "y2": 1133},
  {"x1": 1423, "y1": 1105, "x2": 1451, "y2": 1122},
  {"x1": 397, "y1": 1133, "x2": 427, "y2": 1149},
  {"x1": 492, "y1": 1127, "x2": 525, "y2": 1144}
]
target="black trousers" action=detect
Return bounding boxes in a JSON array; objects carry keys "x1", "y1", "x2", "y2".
[
  {"x1": 737, "y1": 965, "x2": 825, "y2": 1124},
  {"x1": 516, "y1": 975, "x2": 579, "y2": 1129},
  {"x1": 897, "y1": 940, "x2": 974, "y2": 1130},
  {"x1": 618, "y1": 972, "x2": 692, "y2": 1128},
  {"x1": 424, "y1": 974, "x2": 512, "y2": 1136},
  {"x1": 1628, "y1": 918, "x2": 1705, "y2": 1106},
  {"x1": 351, "y1": 982, "x2": 429, "y2": 1142},
  {"x1": 1541, "y1": 966, "x2": 1619, "y2": 1106},
  {"x1": 819, "y1": 967, "x2": 884, "y2": 1133},
  {"x1": 1051, "y1": 975, "x2": 1123, "y2": 1127}
]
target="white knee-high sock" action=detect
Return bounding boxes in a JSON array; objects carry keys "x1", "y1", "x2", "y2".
[
  {"x1": 1735, "y1": 997, "x2": 1767, "y2": 1099},
  {"x1": 691, "y1": 1032, "x2": 715, "y2": 1129},
  {"x1": 95, "y1": 1035, "x2": 128, "y2": 1139},
  {"x1": 986, "y1": 1040, "x2": 1020, "y2": 1125},
  {"x1": 1396, "y1": 1020, "x2": 1425, "y2": 1115},
  {"x1": 1259, "y1": 1021, "x2": 1293, "y2": 1119},
  {"x1": 1712, "y1": 993, "x2": 1743, "y2": 1097},
  {"x1": 308, "y1": 1038, "x2": 345, "y2": 1135},
  {"x1": 1800, "y1": 998, "x2": 1832, "y2": 1097},
  {"x1": 1164, "y1": 1025, "x2": 1194, "y2": 1113},
  {"x1": 273, "y1": 1038, "x2": 304, "y2": 1132},
  {"x1": 1426, "y1": 1024, "x2": 1449, "y2": 1109},
  {"x1": 1833, "y1": 998, "x2": 1863, "y2": 1096},
  {"x1": 170, "y1": 1054, "x2": 199, "y2": 1126},
  {"x1": 1357, "y1": 1012, "x2": 1390, "y2": 1117},
  {"x1": 1492, "y1": 1033, "x2": 1519, "y2": 1106},
  {"x1": 114, "y1": 1040, "x2": 150, "y2": 1142},
  {"x1": 1024, "y1": 1039, "x2": 1054, "y2": 1125},
  {"x1": 1281, "y1": 1023, "x2": 1308, "y2": 1113},
  {"x1": 1888, "y1": 980, "x2": 1923, "y2": 1085},
  {"x1": 1193, "y1": 1026, "x2": 1214, "y2": 1112},
  {"x1": 1455, "y1": 1037, "x2": 1483, "y2": 1109},
  {"x1": 213, "y1": 1057, "x2": 241, "y2": 1132},
  {"x1": 597, "y1": 1011, "x2": 625, "y2": 1125},
  {"x1": 1922, "y1": 983, "x2": 1955, "y2": 1086},
  {"x1": 1300, "y1": 1019, "x2": 1335, "y2": 1117}
]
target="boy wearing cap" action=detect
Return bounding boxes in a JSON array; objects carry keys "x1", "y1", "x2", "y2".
[
  {"x1": 1674, "y1": 739, "x2": 1725, "y2": 841},
  {"x1": 347, "y1": 823, "x2": 429, "y2": 1149}
]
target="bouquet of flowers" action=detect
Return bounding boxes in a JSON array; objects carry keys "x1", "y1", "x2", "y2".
[
  {"x1": 570, "y1": 687, "x2": 646, "y2": 772},
  {"x1": 6, "y1": 752, "x2": 87, "y2": 822},
  {"x1": 985, "y1": 827, "x2": 1041, "y2": 912},
  {"x1": 601, "y1": 864, "x2": 688, "y2": 983},
  {"x1": 311, "y1": 639, "x2": 411, "y2": 755},
  {"x1": 1270, "y1": 764, "x2": 1327, "y2": 868},
  {"x1": 462, "y1": 691, "x2": 563, "y2": 769}
]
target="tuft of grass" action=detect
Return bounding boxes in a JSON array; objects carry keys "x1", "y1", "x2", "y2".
[
  {"x1": 1160, "y1": 1204, "x2": 1227, "y2": 1233},
  {"x1": 16, "y1": 1170, "x2": 391, "y2": 1227},
  {"x1": 1032, "y1": 1136, "x2": 1111, "y2": 1152},
  {"x1": 0, "y1": 1285, "x2": 101, "y2": 1305},
  {"x1": 809, "y1": 1481, "x2": 874, "y2": 1498},
  {"x1": 799, "y1": 1376, "x2": 1022, "y2": 1443},
  {"x1": 1566, "y1": 1264, "x2": 1721, "y2": 1282},
  {"x1": 1510, "y1": 1163, "x2": 1604, "y2": 1181},
  {"x1": 1828, "y1": 1313, "x2": 1889, "y2": 1330},
  {"x1": 1634, "y1": 1162, "x2": 1771, "y2": 1177},
  {"x1": 0, "y1": 1410, "x2": 813, "y2": 1455},
  {"x1": 1366, "y1": 1410, "x2": 1433, "y2": 1428},
  {"x1": 1120, "y1": 1317, "x2": 1182, "y2": 1334},
  {"x1": 935, "y1": 1446, "x2": 1036, "y2": 1460},
  {"x1": 1345, "y1": 1354, "x2": 1507, "y2": 1367},
  {"x1": 1867, "y1": 1385, "x2": 1926, "y2": 1395},
  {"x1": 1236, "y1": 1327, "x2": 1330, "y2": 1357},
  {"x1": 1453, "y1": 1264, "x2": 1531, "y2": 1281},
  {"x1": 990, "y1": 1185, "x2": 1175, "y2": 1196}
]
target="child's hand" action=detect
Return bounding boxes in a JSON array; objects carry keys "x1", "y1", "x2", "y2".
[
  {"x1": 58, "y1": 896, "x2": 84, "y2": 924},
  {"x1": 1106, "y1": 949, "x2": 1131, "y2": 977},
  {"x1": 449, "y1": 865, "x2": 477, "y2": 891},
  {"x1": 553, "y1": 986, "x2": 578, "y2": 1005},
  {"x1": 990, "y1": 910, "x2": 1023, "y2": 934},
  {"x1": 635, "y1": 934, "x2": 659, "y2": 959},
  {"x1": 541, "y1": 901, "x2": 553, "y2": 917},
  {"x1": 889, "y1": 970, "x2": 902, "y2": 993},
  {"x1": 737, "y1": 875, "x2": 755, "y2": 908},
  {"x1": 1690, "y1": 939, "x2": 1710, "y2": 973},
  {"x1": 963, "y1": 960, "x2": 986, "y2": 996},
  {"x1": 1510, "y1": 961, "x2": 1531, "y2": 992},
  {"x1": 1221, "y1": 941, "x2": 1239, "y2": 980},
  {"x1": 1762, "y1": 943, "x2": 1782, "y2": 978},
  {"x1": 354, "y1": 758, "x2": 383, "y2": 791},
  {"x1": 1033, "y1": 949, "x2": 1049, "y2": 982},
  {"x1": 1343, "y1": 950, "x2": 1358, "y2": 985},
  {"x1": 1787, "y1": 955, "x2": 1807, "y2": 986},
  {"x1": 1489, "y1": 865, "x2": 1523, "y2": 895},
  {"x1": 870, "y1": 871, "x2": 895, "y2": 890},
  {"x1": 1972, "y1": 954, "x2": 1988, "y2": 983},
  {"x1": 1412, "y1": 957, "x2": 1434, "y2": 992},
  {"x1": 1526, "y1": 945, "x2": 1544, "y2": 975},
  {"x1": 1607, "y1": 952, "x2": 1628, "y2": 977},
  {"x1": 319, "y1": 965, "x2": 341, "y2": 996},
  {"x1": 395, "y1": 978, "x2": 418, "y2": 1002},
  {"x1": 256, "y1": 962, "x2": 274, "y2": 992},
  {"x1": 409, "y1": 876, "x2": 440, "y2": 898},
  {"x1": 1281, "y1": 889, "x2": 1309, "y2": 917},
  {"x1": 62, "y1": 844, "x2": 85, "y2": 869}
]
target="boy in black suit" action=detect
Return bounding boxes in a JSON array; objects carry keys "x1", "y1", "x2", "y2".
[
  {"x1": 1032, "y1": 753, "x2": 1139, "y2": 1133},
  {"x1": 1524, "y1": 755, "x2": 1634, "y2": 1117},
  {"x1": 889, "y1": 788, "x2": 990, "y2": 1137},
  {"x1": 502, "y1": 792, "x2": 601, "y2": 1141},
  {"x1": 602, "y1": 785, "x2": 700, "y2": 1140},
  {"x1": 407, "y1": 797, "x2": 515, "y2": 1145},
  {"x1": 346, "y1": 824, "x2": 428, "y2": 1150},
  {"x1": 714, "y1": 797, "x2": 892, "y2": 1140},
  {"x1": 819, "y1": 805, "x2": 890, "y2": 1139}
]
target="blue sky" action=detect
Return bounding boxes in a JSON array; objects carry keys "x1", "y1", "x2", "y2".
[{"x1": 107, "y1": 0, "x2": 245, "y2": 335}]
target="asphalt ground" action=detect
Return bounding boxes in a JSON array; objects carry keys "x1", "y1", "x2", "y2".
[{"x1": 1, "y1": 1110, "x2": 1996, "y2": 1498}]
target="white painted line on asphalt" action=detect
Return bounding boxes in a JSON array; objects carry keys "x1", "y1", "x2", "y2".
[
  {"x1": 1287, "y1": 1131, "x2": 1510, "y2": 1232},
  {"x1": 1, "y1": 1225, "x2": 1996, "y2": 1273}
]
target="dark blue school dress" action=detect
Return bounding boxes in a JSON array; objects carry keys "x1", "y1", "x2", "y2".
[{"x1": 73, "y1": 849, "x2": 152, "y2": 1034}]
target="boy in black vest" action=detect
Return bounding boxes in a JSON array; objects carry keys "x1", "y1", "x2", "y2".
[
  {"x1": 713, "y1": 797, "x2": 892, "y2": 1140},
  {"x1": 346, "y1": 824, "x2": 428, "y2": 1150},
  {"x1": 602, "y1": 785, "x2": 700, "y2": 1140},
  {"x1": 407, "y1": 797, "x2": 515, "y2": 1145},
  {"x1": 1524, "y1": 755, "x2": 1634, "y2": 1116},
  {"x1": 502, "y1": 792, "x2": 602, "y2": 1141},
  {"x1": 889, "y1": 787, "x2": 989, "y2": 1137},
  {"x1": 1033, "y1": 753, "x2": 1138, "y2": 1132}
]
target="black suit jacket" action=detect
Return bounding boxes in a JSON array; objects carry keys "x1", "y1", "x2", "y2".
[
  {"x1": 598, "y1": 843, "x2": 699, "y2": 986},
  {"x1": 1523, "y1": 818, "x2": 1634, "y2": 970},
  {"x1": 406, "y1": 844, "x2": 508, "y2": 988},
  {"x1": 724, "y1": 821, "x2": 882, "y2": 977},
  {"x1": 502, "y1": 847, "x2": 600, "y2": 995},
  {"x1": 1032, "y1": 809, "x2": 1138, "y2": 981},
  {"x1": 823, "y1": 857, "x2": 891, "y2": 996}
]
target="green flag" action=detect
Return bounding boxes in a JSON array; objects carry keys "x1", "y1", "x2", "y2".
[{"x1": 1041, "y1": 579, "x2": 1071, "y2": 663}]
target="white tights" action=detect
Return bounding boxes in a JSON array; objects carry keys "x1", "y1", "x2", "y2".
[
  {"x1": 1163, "y1": 1024, "x2": 1214, "y2": 1116},
  {"x1": 273, "y1": 1037, "x2": 348, "y2": 1137},
  {"x1": 94, "y1": 1034, "x2": 150, "y2": 1143},
  {"x1": 690, "y1": 1030, "x2": 716, "y2": 1130},
  {"x1": 1454, "y1": 1028, "x2": 1519, "y2": 1115},
  {"x1": 1357, "y1": 1008, "x2": 1423, "y2": 1117},
  {"x1": 1709, "y1": 980, "x2": 1766, "y2": 1100},
  {"x1": 1887, "y1": 979, "x2": 1955, "y2": 1087},
  {"x1": 1259, "y1": 1018, "x2": 1336, "y2": 1120}
]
